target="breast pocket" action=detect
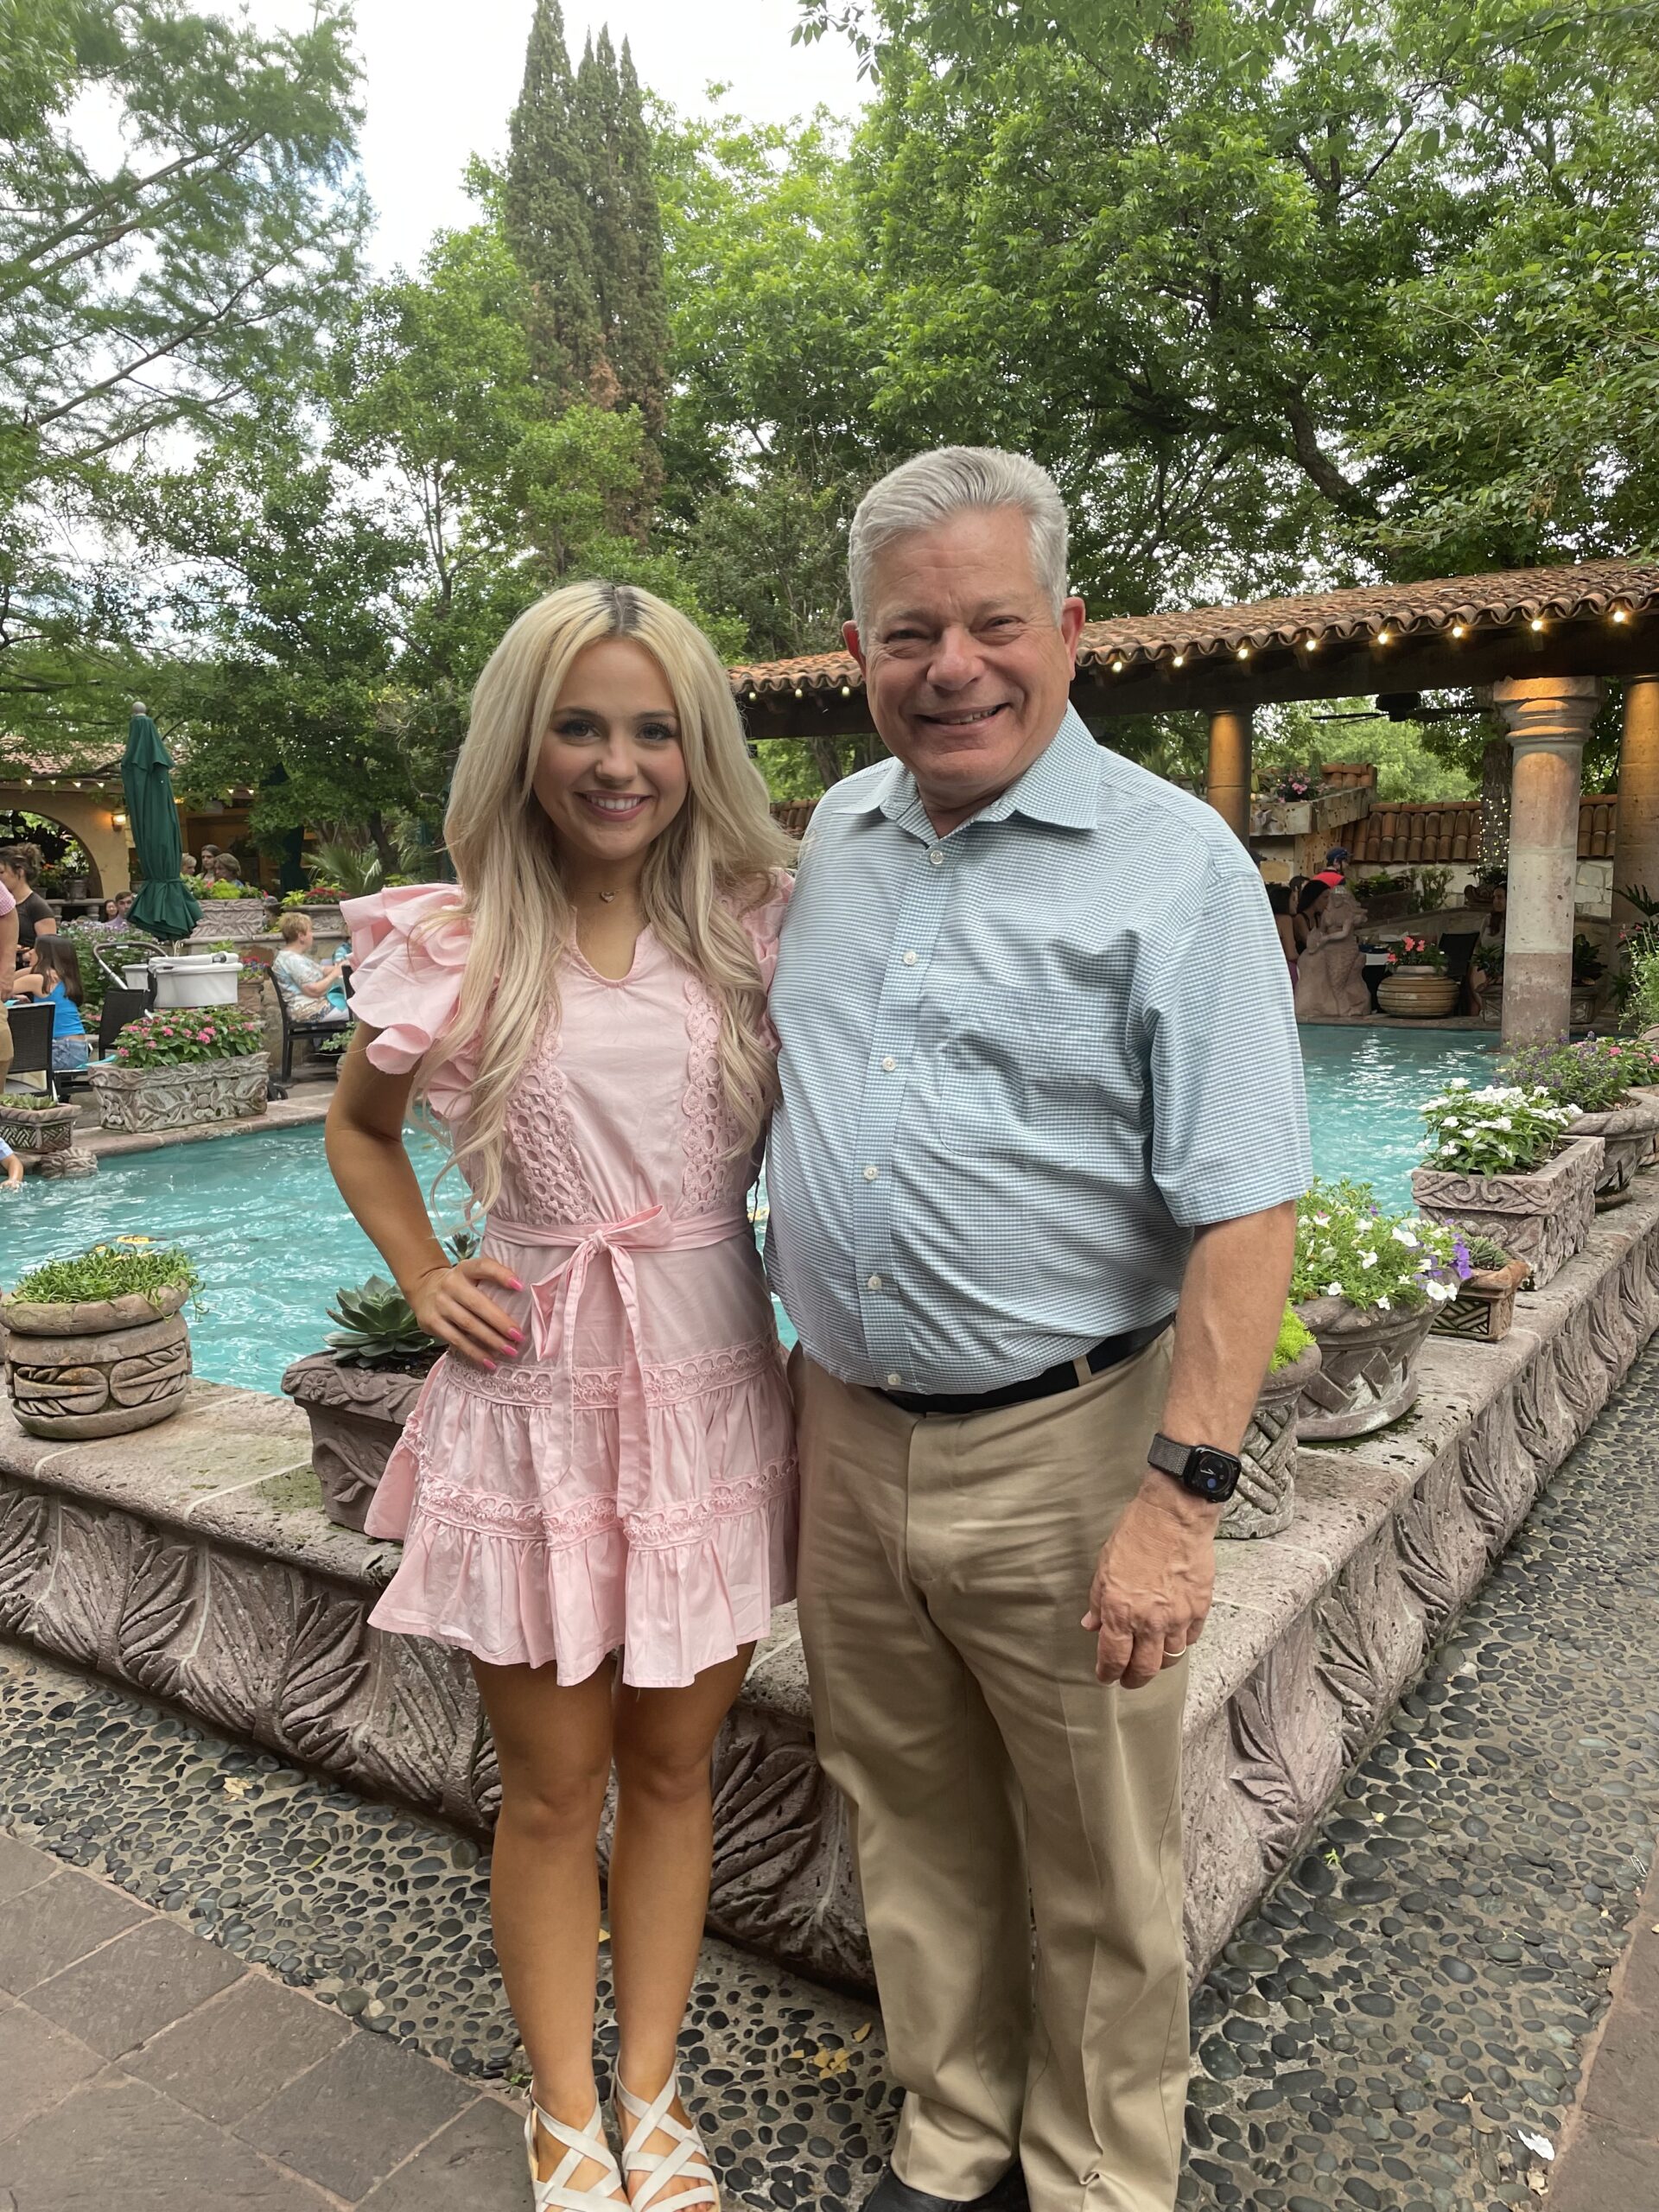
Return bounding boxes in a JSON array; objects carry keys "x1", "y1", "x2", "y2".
[{"x1": 938, "y1": 988, "x2": 1106, "y2": 1152}]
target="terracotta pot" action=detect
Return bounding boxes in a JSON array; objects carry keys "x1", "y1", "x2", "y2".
[
  {"x1": 88, "y1": 1051, "x2": 268, "y2": 1134},
  {"x1": 1, "y1": 1283, "x2": 192, "y2": 1439},
  {"x1": 1431, "y1": 1254, "x2": 1531, "y2": 1343},
  {"x1": 1568, "y1": 1091, "x2": 1659, "y2": 1205},
  {"x1": 1376, "y1": 969, "x2": 1460, "y2": 1019},
  {"x1": 282, "y1": 1352, "x2": 429, "y2": 1530},
  {"x1": 1222, "y1": 1339, "x2": 1321, "y2": 1537},
  {"x1": 1411, "y1": 1135, "x2": 1603, "y2": 1290},
  {"x1": 0, "y1": 1097, "x2": 82, "y2": 1156},
  {"x1": 1293, "y1": 1296, "x2": 1437, "y2": 1440}
]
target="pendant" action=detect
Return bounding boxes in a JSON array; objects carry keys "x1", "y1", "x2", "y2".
[{"x1": 598, "y1": 891, "x2": 617, "y2": 904}]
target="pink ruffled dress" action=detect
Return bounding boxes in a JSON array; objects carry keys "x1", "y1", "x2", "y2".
[{"x1": 344, "y1": 880, "x2": 798, "y2": 1689}]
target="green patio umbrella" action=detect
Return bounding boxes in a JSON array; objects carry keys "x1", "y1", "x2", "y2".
[{"x1": 120, "y1": 706, "x2": 200, "y2": 941}]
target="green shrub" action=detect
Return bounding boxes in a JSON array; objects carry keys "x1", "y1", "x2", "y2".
[
  {"x1": 108, "y1": 1004, "x2": 264, "y2": 1068},
  {"x1": 1270, "y1": 1306, "x2": 1315, "y2": 1370},
  {"x1": 8, "y1": 1242, "x2": 198, "y2": 1310}
]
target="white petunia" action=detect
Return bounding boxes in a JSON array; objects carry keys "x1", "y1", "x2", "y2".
[
  {"x1": 1426, "y1": 1278, "x2": 1454, "y2": 1303},
  {"x1": 1359, "y1": 1247, "x2": 1378, "y2": 1268},
  {"x1": 1440, "y1": 1141, "x2": 1459, "y2": 1155},
  {"x1": 1446, "y1": 1078, "x2": 1471, "y2": 1090},
  {"x1": 1391, "y1": 1225, "x2": 1419, "y2": 1248},
  {"x1": 1376, "y1": 1294, "x2": 1391, "y2": 1310},
  {"x1": 1325, "y1": 1281, "x2": 1344, "y2": 1298},
  {"x1": 1441, "y1": 1118, "x2": 1460, "y2": 1131}
]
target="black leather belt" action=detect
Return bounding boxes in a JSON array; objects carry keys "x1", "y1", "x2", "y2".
[{"x1": 874, "y1": 1312, "x2": 1175, "y2": 1418}]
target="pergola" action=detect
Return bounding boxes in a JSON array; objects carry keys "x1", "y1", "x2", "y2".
[{"x1": 730, "y1": 556, "x2": 1659, "y2": 1046}]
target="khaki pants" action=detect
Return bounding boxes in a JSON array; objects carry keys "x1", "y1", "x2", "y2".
[{"x1": 794, "y1": 1339, "x2": 1188, "y2": 2212}]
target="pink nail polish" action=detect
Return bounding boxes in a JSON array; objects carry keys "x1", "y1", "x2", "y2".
[
  {"x1": 506, "y1": 1326, "x2": 524, "y2": 1344},
  {"x1": 481, "y1": 1357, "x2": 497, "y2": 1372},
  {"x1": 509, "y1": 1277, "x2": 524, "y2": 1293}
]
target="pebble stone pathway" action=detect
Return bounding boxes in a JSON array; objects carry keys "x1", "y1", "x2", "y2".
[{"x1": 2, "y1": 1336, "x2": 1658, "y2": 2210}]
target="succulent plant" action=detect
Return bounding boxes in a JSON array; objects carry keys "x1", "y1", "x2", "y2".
[{"x1": 324, "y1": 1274, "x2": 439, "y2": 1368}]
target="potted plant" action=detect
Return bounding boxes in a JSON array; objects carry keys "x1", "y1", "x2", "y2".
[
  {"x1": 1376, "y1": 936, "x2": 1459, "y2": 1020},
  {"x1": 1431, "y1": 1229, "x2": 1530, "y2": 1343},
  {"x1": 1221, "y1": 1305, "x2": 1322, "y2": 1538},
  {"x1": 1291, "y1": 1179, "x2": 1464, "y2": 1440},
  {"x1": 2, "y1": 1242, "x2": 196, "y2": 1439},
  {"x1": 187, "y1": 879, "x2": 275, "y2": 942},
  {"x1": 87, "y1": 1002, "x2": 268, "y2": 1134},
  {"x1": 1498, "y1": 1038, "x2": 1659, "y2": 1205},
  {"x1": 281, "y1": 1240, "x2": 476, "y2": 1529},
  {"x1": 1411, "y1": 1080, "x2": 1602, "y2": 1288},
  {"x1": 1571, "y1": 933, "x2": 1607, "y2": 1027},
  {"x1": 0, "y1": 1090, "x2": 83, "y2": 1159}
]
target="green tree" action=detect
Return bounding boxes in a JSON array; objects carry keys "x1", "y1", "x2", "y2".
[
  {"x1": 576, "y1": 33, "x2": 669, "y2": 444},
  {"x1": 0, "y1": 0, "x2": 365, "y2": 742},
  {"x1": 505, "y1": 0, "x2": 601, "y2": 409}
]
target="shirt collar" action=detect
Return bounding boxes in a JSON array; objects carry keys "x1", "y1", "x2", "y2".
[{"x1": 843, "y1": 705, "x2": 1100, "y2": 836}]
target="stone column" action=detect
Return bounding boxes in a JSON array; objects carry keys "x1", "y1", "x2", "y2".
[
  {"x1": 1206, "y1": 708, "x2": 1252, "y2": 843},
  {"x1": 1494, "y1": 677, "x2": 1600, "y2": 1046},
  {"x1": 1612, "y1": 677, "x2": 1659, "y2": 931}
]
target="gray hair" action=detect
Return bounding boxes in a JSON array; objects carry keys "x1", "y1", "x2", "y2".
[{"x1": 848, "y1": 446, "x2": 1070, "y2": 636}]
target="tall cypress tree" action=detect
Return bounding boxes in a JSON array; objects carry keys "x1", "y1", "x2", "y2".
[
  {"x1": 504, "y1": 0, "x2": 601, "y2": 407},
  {"x1": 606, "y1": 38, "x2": 668, "y2": 447}
]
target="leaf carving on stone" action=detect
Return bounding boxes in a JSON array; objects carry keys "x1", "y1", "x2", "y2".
[
  {"x1": 31, "y1": 1499, "x2": 130, "y2": 1669},
  {"x1": 358, "y1": 1630, "x2": 471, "y2": 1806},
  {"x1": 1315, "y1": 1531, "x2": 1424, "y2": 1751},
  {"x1": 0, "y1": 1484, "x2": 50, "y2": 1631},
  {"x1": 280, "y1": 1589, "x2": 372, "y2": 1770},
  {"x1": 117, "y1": 1529, "x2": 200, "y2": 1698},
  {"x1": 1228, "y1": 1625, "x2": 1342, "y2": 1873},
  {"x1": 189, "y1": 1550, "x2": 295, "y2": 1738}
]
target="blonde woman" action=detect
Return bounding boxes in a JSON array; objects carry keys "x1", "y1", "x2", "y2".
[{"x1": 326, "y1": 581, "x2": 798, "y2": 2211}]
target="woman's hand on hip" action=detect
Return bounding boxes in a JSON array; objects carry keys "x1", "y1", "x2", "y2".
[
  {"x1": 1083, "y1": 1484, "x2": 1217, "y2": 1690},
  {"x1": 408, "y1": 1257, "x2": 525, "y2": 1370}
]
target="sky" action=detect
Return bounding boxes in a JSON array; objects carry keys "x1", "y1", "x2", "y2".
[{"x1": 247, "y1": 0, "x2": 869, "y2": 274}]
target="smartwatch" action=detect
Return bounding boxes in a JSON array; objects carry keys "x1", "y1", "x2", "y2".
[{"x1": 1147, "y1": 1432, "x2": 1243, "y2": 1505}]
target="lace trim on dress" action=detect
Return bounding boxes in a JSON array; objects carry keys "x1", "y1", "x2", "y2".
[
  {"x1": 448, "y1": 1335, "x2": 782, "y2": 1411},
  {"x1": 407, "y1": 1458, "x2": 797, "y2": 1553},
  {"x1": 679, "y1": 975, "x2": 735, "y2": 1217},
  {"x1": 505, "y1": 1014, "x2": 605, "y2": 1226}
]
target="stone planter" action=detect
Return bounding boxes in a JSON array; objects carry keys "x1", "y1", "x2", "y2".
[
  {"x1": 1569, "y1": 985, "x2": 1599, "y2": 1028},
  {"x1": 1569, "y1": 1091, "x2": 1659, "y2": 1206},
  {"x1": 1431, "y1": 1254, "x2": 1531, "y2": 1342},
  {"x1": 1376, "y1": 967, "x2": 1459, "y2": 1019},
  {"x1": 0, "y1": 1097, "x2": 82, "y2": 1157},
  {"x1": 1222, "y1": 1340, "x2": 1322, "y2": 1538},
  {"x1": 88, "y1": 1052, "x2": 269, "y2": 1134},
  {"x1": 1411, "y1": 1134, "x2": 1603, "y2": 1291},
  {"x1": 1292, "y1": 1295, "x2": 1438, "y2": 1440},
  {"x1": 188, "y1": 897, "x2": 275, "y2": 943},
  {"x1": 282, "y1": 1352, "x2": 428, "y2": 1530},
  {"x1": 1, "y1": 1284, "x2": 191, "y2": 1440}
]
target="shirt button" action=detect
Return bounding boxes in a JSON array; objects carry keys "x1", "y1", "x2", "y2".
[
  {"x1": 929, "y1": 849, "x2": 945, "y2": 867},
  {"x1": 867, "y1": 1273, "x2": 883, "y2": 1290},
  {"x1": 863, "y1": 1165, "x2": 879, "y2": 1181},
  {"x1": 886, "y1": 1372, "x2": 903, "y2": 1388},
  {"x1": 881, "y1": 1055, "x2": 897, "y2": 1072},
  {"x1": 902, "y1": 950, "x2": 918, "y2": 967}
]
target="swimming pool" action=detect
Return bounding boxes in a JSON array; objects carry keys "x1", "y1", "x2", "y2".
[{"x1": 3, "y1": 1029, "x2": 1496, "y2": 1395}]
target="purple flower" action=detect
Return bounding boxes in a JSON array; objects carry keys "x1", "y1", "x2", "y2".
[{"x1": 1452, "y1": 1237, "x2": 1473, "y2": 1281}]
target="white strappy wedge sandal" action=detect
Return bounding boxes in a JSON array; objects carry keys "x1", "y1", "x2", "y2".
[
  {"x1": 524, "y1": 2095, "x2": 630, "y2": 2210},
  {"x1": 614, "y1": 2073, "x2": 720, "y2": 2209}
]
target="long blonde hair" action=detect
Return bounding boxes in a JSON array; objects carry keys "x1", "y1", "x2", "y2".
[{"x1": 423, "y1": 581, "x2": 796, "y2": 1212}]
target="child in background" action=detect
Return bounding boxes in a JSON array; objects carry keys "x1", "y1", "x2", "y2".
[{"x1": 0, "y1": 1133, "x2": 22, "y2": 1190}]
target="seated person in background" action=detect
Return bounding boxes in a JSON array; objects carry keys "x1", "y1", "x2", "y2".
[
  {"x1": 180, "y1": 852, "x2": 199, "y2": 877},
  {"x1": 0, "y1": 845, "x2": 58, "y2": 946},
  {"x1": 8, "y1": 938, "x2": 92, "y2": 1071},
  {"x1": 0, "y1": 1133, "x2": 22, "y2": 1192},
  {"x1": 272, "y1": 913, "x2": 351, "y2": 1023},
  {"x1": 211, "y1": 854, "x2": 244, "y2": 885},
  {"x1": 197, "y1": 842, "x2": 220, "y2": 874},
  {"x1": 1267, "y1": 882, "x2": 1300, "y2": 980}
]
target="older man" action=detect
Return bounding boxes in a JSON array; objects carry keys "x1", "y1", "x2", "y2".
[{"x1": 766, "y1": 448, "x2": 1310, "y2": 2212}]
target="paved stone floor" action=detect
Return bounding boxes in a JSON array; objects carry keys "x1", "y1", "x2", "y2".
[
  {"x1": 1545, "y1": 1858, "x2": 1659, "y2": 2211},
  {"x1": 3, "y1": 1334, "x2": 1658, "y2": 2209}
]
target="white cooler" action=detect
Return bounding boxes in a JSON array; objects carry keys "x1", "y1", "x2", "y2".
[{"x1": 147, "y1": 952, "x2": 242, "y2": 1009}]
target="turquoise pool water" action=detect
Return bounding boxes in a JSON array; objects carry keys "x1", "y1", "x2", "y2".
[{"x1": 3, "y1": 1029, "x2": 1497, "y2": 1395}]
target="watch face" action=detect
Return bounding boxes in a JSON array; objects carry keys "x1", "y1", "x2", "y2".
[{"x1": 1189, "y1": 1449, "x2": 1239, "y2": 1501}]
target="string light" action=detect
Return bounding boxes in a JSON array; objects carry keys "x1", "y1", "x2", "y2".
[
  {"x1": 1612, "y1": 608, "x2": 1630, "y2": 625},
  {"x1": 1451, "y1": 623, "x2": 1467, "y2": 639},
  {"x1": 1172, "y1": 652, "x2": 1185, "y2": 668},
  {"x1": 1236, "y1": 645, "x2": 1251, "y2": 660},
  {"x1": 747, "y1": 690, "x2": 758, "y2": 702},
  {"x1": 1376, "y1": 629, "x2": 1393, "y2": 645},
  {"x1": 1303, "y1": 636, "x2": 1319, "y2": 652},
  {"x1": 1111, "y1": 657, "x2": 1126, "y2": 673},
  {"x1": 1529, "y1": 617, "x2": 1545, "y2": 632},
  {"x1": 793, "y1": 687, "x2": 804, "y2": 699},
  {"x1": 840, "y1": 684, "x2": 852, "y2": 697}
]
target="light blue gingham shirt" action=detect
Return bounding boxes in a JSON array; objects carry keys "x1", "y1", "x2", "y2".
[{"x1": 765, "y1": 706, "x2": 1312, "y2": 1394}]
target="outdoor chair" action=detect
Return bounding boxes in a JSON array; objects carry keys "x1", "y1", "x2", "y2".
[
  {"x1": 55, "y1": 986, "x2": 149, "y2": 1104},
  {"x1": 267, "y1": 968, "x2": 354, "y2": 1101},
  {"x1": 1437, "y1": 929, "x2": 1482, "y2": 1014},
  {"x1": 3, "y1": 1000, "x2": 58, "y2": 1099}
]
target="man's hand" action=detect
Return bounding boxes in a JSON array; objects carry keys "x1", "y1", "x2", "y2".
[{"x1": 1082, "y1": 1480, "x2": 1218, "y2": 1688}]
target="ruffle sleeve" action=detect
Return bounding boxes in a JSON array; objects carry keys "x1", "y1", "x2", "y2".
[
  {"x1": 342, "y1": 884, "x2": 476, "y2": 1121},
  {"x1": 734, "y1": 866, "x2": 794, "y2": 995}
]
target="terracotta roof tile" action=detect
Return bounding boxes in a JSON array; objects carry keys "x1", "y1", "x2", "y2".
[{"x1": 728, "y1": 556, "x2": 1659, "y2": 696}]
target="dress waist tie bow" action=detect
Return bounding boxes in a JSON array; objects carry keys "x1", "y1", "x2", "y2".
[{"x1": 485, "y1": 1206, "x2": 750, "y2": 1522}]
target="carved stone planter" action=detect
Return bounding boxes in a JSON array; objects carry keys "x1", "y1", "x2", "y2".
[
  {"x1": 1222, "y1": 1341, "x2": 1322, "y2": 1538},
  {"x1": 1569, "y1": 986, "x2": 1599, "y2": 1028},
  {"x1": 1376, "y1": 967, "x2": 1459, "y2": 1019},
  {"x1": 1293, "y1": 1295, "x2": 1437, "y2": 1440},
  {"x1": 1412, "y1": 1135, "x2": 1604, "y2": 1291},
  {"x1": 0, "y1": 1097, "x2": 82, "y2": 1157},
  {"x1": 1, "y1": 1285, "x2": 192, "y2": 1440},
  {"x1": 88, "y1": 1052, "x2": 269, "y2": 1134},
  {"x1": 1431, "y1": 1254, "x2": 1531, "y2": 1342},
  {"x1": 188, "y1": 897, "x2": 275, "y2": 943},
  {"x1": 1570, "y1": 1092, "x2": 1659, "y2": 1205},
  {"x1": 281, "y1": 1353, "x2": 428, "y2": 1531}
]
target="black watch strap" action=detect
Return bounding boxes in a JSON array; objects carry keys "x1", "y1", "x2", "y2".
[{"x1": 1147, "y1": 1431, "x2": 1242, "y2": 1504}]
